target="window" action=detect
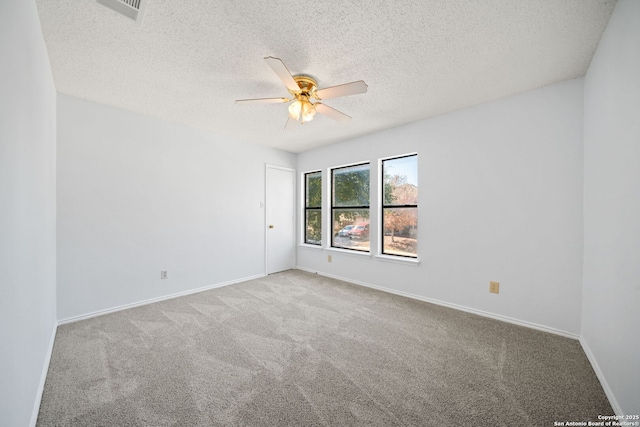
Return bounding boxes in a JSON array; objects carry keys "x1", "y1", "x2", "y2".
[
  {"x1": 331, "y1": 163, "x2": 370, "y2": 252},
  {"x1": 381, "y1": 154, "x2": 418, "y2": 257},
  {"x1": 304, "y1": 171, "x2": 322, "y2": 245}
]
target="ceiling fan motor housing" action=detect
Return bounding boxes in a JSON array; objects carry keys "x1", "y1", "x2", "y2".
[{"x1": 289, "y1": 76, "x2": 318, "y2": 98}]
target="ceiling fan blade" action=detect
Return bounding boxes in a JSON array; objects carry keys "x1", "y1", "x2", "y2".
[
  {"x1": 235, "y1": 97, "x2": 289, "y2": 104},
  {"x1": 315, "y1": 80, "x2": 368, "y2": 100},
  {"x1": 315, "y1": 103, "x2": 352, "y2": 123},
  {"x1": 264, "y1": 56, "x2": 300, "y2": 93}
]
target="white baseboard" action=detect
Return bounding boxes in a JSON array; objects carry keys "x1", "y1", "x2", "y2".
[
  {"x1": 57, "y1": 273, "x2": 266, "y2": 325},
  {"x1": 30, "y1": 322, "x2": 57, "y2": 427},
  {"x1": 579, "y1": 337, "x2": 622, "y2": 416},
  {"x1": 296, "y1": 266, "x2": 579, "y2": 340}
]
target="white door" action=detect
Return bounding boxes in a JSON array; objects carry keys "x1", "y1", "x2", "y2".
[{"x1": 266, "y1": 165, "x2": 295, "y2": 274}]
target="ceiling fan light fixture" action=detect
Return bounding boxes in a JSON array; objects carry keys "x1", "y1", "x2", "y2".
[
  {"x1": 301, "y1": 101, "x2": 316, "y2": 122},
  {"x1": 288, "y1": 100, "x2": 302, "y2": 120}
]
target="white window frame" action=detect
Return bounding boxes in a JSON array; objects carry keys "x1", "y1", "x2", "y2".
[
  {"x1": 300, "y1": 170, "x2": 323, "y2": 249},
  {"x1": 327, "y1": 161, "x2": 372, "y2": 256},
  {"x1": 375, "y1": 153, "x2": 420, "y2": 265}
]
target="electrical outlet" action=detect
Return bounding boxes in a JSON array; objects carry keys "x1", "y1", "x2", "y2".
[
  {"x1": 161, "y1": 270, "x2": 168, "y2": 279},
  {"x1": 327, "y1": 255, "x2": 332, "y2": 263},
  {"x1": 490, "y1": 281, "x2": 499, "y2": 294}
]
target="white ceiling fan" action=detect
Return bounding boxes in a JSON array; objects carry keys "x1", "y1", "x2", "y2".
[{"x1": 236, "y1": 57, "x2": 368, "y2": 128}]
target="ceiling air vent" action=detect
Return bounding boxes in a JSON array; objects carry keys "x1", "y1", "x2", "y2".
[{"x1": 97, "y1": 0, "x2": 146, "y2": 22}]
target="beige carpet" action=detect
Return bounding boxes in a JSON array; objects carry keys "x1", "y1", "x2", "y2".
[{"x1": 37, "y1": 270, "x2": 612, "y2": 426}]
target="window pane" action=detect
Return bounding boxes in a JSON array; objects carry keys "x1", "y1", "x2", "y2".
[
  {"x1": 383, "y1": 207, "x2": 417, "y2": 257},
  {"x1": 305, "y1": 210, "x2": 322, "y2": 245},
  {"x1": 304, "y1": 171, "x2": 322, "y2": 245},
  {"x1": 333, "y1": 164, "x2": 370, "y2": 207},
  {"x1": 306, "y1": 171, "x2": 322, "y2": 208},
  {"x1": 383, "y1": 155, "x2": 418, "y2": 206},
  {"x1": 332, "y1": 208, "x2": 370, "y2": 252}
]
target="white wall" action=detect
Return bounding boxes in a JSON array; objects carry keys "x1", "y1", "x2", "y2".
[
  {"x1": 56, "y1": 95, "x2": 296, "y2": 320},
  {"x1": 582, "y1": 0, "x2": 640, "y2": 416},
  {"x1": 0, "y1": 1, "x2": 58, "y2": 426},
  {"x1": 298, "y1": 79, "x2": 584, "y2": 336}
]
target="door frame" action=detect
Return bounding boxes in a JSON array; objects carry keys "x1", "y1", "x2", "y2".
[{"x1": 265, "y1": 164, "x2": 296, "y2": 275}]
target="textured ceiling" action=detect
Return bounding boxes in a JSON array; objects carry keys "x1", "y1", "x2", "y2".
[{"x1": 35, "y1": 0, "x2": 616, "y2": 153}]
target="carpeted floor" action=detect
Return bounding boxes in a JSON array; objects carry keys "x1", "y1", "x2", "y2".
[{"x1": 37, "y1": 270, "x2": 613, "y2": 426}]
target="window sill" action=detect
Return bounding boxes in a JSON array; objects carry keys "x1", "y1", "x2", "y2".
[
  {"x1": 375, "y1": 254, "x2": 421, "y2": 266},
  {"x1": 299, "y1": 243, "x2": 323, "y2": 250},
  {"x1": 325, "y1": 247, "x2": 372, "y2": 258}
]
